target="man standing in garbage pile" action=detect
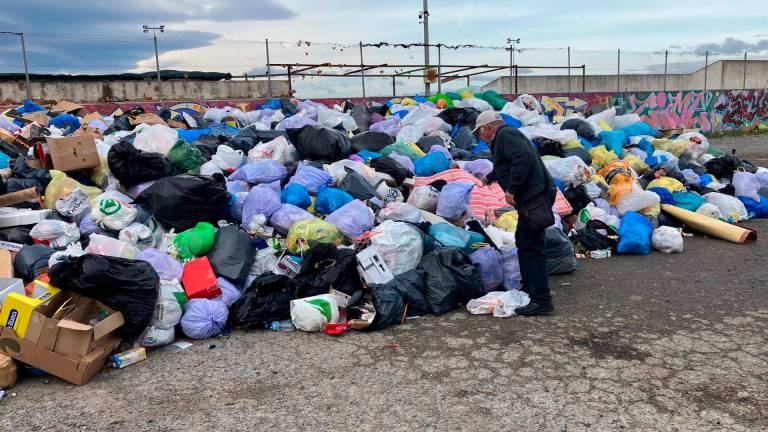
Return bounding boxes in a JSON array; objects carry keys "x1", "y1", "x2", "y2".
[{"x1": 475, "y1": 111, "x2": 557, "y2": 316}]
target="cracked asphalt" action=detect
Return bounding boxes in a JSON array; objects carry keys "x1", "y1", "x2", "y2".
[{"x1": 2, "y1": 135, "x2": 768, "y2": 431}]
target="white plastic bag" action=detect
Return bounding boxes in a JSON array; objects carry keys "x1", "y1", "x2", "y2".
[
  {"x1": 520, "y1": 126, "x2": 578, "y2": 145},
  {"x1": 486, "y1": 225, "x2": 516, "y2": 248},
  {"x1": 90, "y1": 194, "x2": 138, "y2": 231},
  {"x1": 30, "y1": 220, "x2": 79, "y2": 248},
  {"x1": 406, "y1": 185, "x2": 440, "y2": 211},
  {"x1": 651, "y1": 226, "x2": 684, "y2": 254},
  {"x1": 199, "y1": 160, "x2": 224, "y2": 176},
  {"x1": 544, "y1": 156, "x2": 592, "y2": 186},
  {"x1": 85, "y1": 233, "x2": 140, "y2": 259},
  {"x1": 612, "y1": 113, "x2": 642, "y2": 129},
  {"x1": 55, "y1": 187, "x2": 89, "y2": 218},
  {"x1": 118, "y1": 222, "x2": 156, "y2": 250},
  {"x1": 370, "y1": 220, "x2": 423, "y2": 275},
  {"x1": 133, "y1": 123, "x2": 178, "y2": 155},
  {"x1": 396, "y1": 124, "x2": 425, "y2": 144},
  {"x1": 377, "y1": 202, "x2": 424, "y2": 223},
  {"x1": 211, "y1": 145, "x2": 243, "y2": 172},
  {"x1": 704, "y1": 192, "x2": 749, "y2": 222},
  {"x1": 732, "y1": 171, "x2": 761, "y2": 202},
  {"x1": 290, "y1": 294, "x2": 340, "y2": 332},
  {"x1": 247, "y1": 136, "x2": 299, "y2": 165},
  {"x1": 376, "y1": 182, "x2": 404, "y2": 204},
  {"x1": 678, "y1": 132, "x2": 710, "y2": 158},
  {"x1": 139, "y1": 326, "x2": 175, "y2": 349},
  {"x1": 616, "y1": 184, "x2": 661, "y2": 215},
  {"x1": 466, "y1": 291, "x2": 530, "y2": 317},
  {"x1": 249, "y1": 247, "x2": 279, "y2": 279},
  {"x1": 151, "y1": 279, "x2": 185, "y2": 329},
  {"x1": 696, "y1": 202, "x2": 723, "y2": 219}
]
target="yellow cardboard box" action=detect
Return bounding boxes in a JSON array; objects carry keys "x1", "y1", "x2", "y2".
[{"x1": 0, "y1": 280, "x2": 60, "y2": 338}]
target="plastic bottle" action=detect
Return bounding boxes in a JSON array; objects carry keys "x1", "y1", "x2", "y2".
[{"x1": 268, "y1": 319, "x2": 295, "y2": 332}]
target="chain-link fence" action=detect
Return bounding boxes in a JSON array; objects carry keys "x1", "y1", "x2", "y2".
[{"x1": 1, "y1": 32, "x2": 768, "y2": 102}]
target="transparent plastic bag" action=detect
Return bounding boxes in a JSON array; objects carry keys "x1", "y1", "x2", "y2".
[
  {"x1": 406, "y1": 185, "x2": 439, "y2": 211},
  {"x1": 377, "y1": 202, "x2": 424, "y2": 223},
  {"x1": 30, "y1": 220, "x2": 79, "y2": 248},
  {"x1": 85, "y1": 233, "x2": 140, "y2": 259},
  {"x1": 119, "y1": 222, "x2": 156, "y2": 250},
  {"x1": 466, "y1": 290, "x2": 530, "y2": 317},
  {"x1": 704, "y1": 192, "x2": 749, "y2": 222},
  {"x1": 651, "y1": 226, "x2": 684, "y2": 254},
  {"x1": 544, "y1": 156, "x2": 592, "y2": 186},
  {"x1": 733, "y1": 171, "x2": 761, "y2": 202},
  {"x1": 90, "y1": 195, "x2": 138, "y2": 231},
  {"x1": 370, "y1": 220, "x2": 423, "y2": 275},
  {"x1": 133, "y1": 123, "x2": 177, "y2": 155}
]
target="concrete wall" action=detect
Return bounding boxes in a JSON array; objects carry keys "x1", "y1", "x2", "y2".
[
  {"x1": 482, "y1": 60, "x2": 768, "y2": 94},
  {"x1": 0, "y1": 79, "x2": 290, "y2": 103}
]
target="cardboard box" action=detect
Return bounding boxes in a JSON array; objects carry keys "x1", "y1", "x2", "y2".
[
  {"x1": 181, "y1": 256, "x2": 221, "y2": 300},
  {"x1": 50, "y1": 100, "x2": 88, "y2": 117},
  {"x1": 21, "y1": 111, "x2": 50, "y2": 126},
  {"x1": 0, "y1": 326, "x2": 119, "y2": 385},
  {"x1": 52, "y1": 297, "x2": 124, "y2": 359},
  {"x1": 0, "y1": 187, "x2": 42, "y2": 207},
  {"x1": 44, "y1": 135, "x2": 99, "y2": 171},
  {"x1": 0, "y1": 278, "x2": 24, "y2": 307},
  {"x1": 0, "y1": 251, "x2": 13, "y2": 278},
  {"x1": 0, "y1": 280, "x2": 60, "y2": 338}
]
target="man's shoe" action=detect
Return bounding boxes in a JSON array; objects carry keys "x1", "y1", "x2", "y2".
[{"x1": 515, "y1": 302, "x2": 554, "y2": 316}]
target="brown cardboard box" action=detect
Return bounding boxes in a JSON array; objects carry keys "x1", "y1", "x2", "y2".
[
  {"x1": 0, "y1": 188, "x2": 41, "y2": 207},
  {"x1": 0, "y1": 326, "x2": 119, "y2": 386},
  {"x1": 53, "y1": 298, "x2": 124, "y2": 359},
  {"x1": 80, "y1": 112, "x2": 102, "y2": 124},
  {"x1": 0, "y1": 250, "x2": 12, "y2": 278},
  {"x1": 21, "y1": 111, "x2": 49, "y2": 126},
  {"x1": 44, "y1": 135, "x2": 100, "y2": 171},
  {"x1": 51, "y1": 100, "x2": 88, "y2": 117},
  {"x1": 129, "y1": 113, "x2": 168, "y2": 126}
]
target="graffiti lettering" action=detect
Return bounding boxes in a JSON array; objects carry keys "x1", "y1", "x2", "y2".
[{"x1": 713, "y1": 90, "x2": 768, "y2": 130}]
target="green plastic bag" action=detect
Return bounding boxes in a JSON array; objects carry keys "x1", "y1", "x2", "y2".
[
  {"x1": 174, "y1": 222, "x2": 216, "y2": 261},
  {"x1": 708, "y1": 147, "x2": 725, "y2": 157},
  {"x1": 427, "y1": 93, "x2": 454, "y2": 109},
  {"x1": 380, "y1": 141, "x2": 426, "y2": 160},
  {"x1": 167, "y1": 139, "x2": 203, "y2": 173},
  {"x1": 476, "y1": 90, "x2": 507, "y2": 111}
]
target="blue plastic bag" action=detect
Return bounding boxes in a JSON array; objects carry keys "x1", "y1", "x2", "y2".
[
  {"x1": 616, "y1": 211, "x2": 653, "y2": 255},
  {"x1": 281, "y1": 183, "x2": 311, "y2": 209},
  {"x1": 314, "y1": 186, "x2": 354, "y2": 216},
  {"x1": 648, "y1": 187, "x2": 675, "y2": 205},
  {"x1": 429, "y1": 145, "x2": 452, "y2": 161},
  {"x1": 620, "y1": 121, "x2": 658, "y2": 138},
  {"x1": 472, "y1": 141, "x2": 490, "y2": 155},
  {"x1": 598, "y1": 130, "x2": 627, "y2": 157},
  {"x1": 287, "y1": 162, "x2": 332, "y2": 194},
  {"x1": 356, "y1": 149, "x2": 381, "y2": 162},
  {"x1": 229, "y1": 160, "x2": 287, "y2": 184},
  {"x1": 0, "y1": 152, "x2": 10, "y2": 169},
  {"x1": 241, "y1": 184, "x2": 282, "y2": 231},
  {"x1": 637, "y1": 138, "x2": 654, "y2": 157},
  {"x1": 325, "y1": 199, "x2": 374, "y2": 239},
  {"x1": 177, "y1": 128, "x2": 211, "y2": 143},
  {"x1": 414, "y1": 151, "x2": 451, "y2": 177},
  {"x1": 578, "y1": 137, "x2": 594, "y2": 150},
  {"x1": 49, "y1": 113, "x2": 80, "y2": 133},
  {"x1": 261, "y1": 99, "x2": 283, "y2": 110},
  {"x1": 738, "y1": 196, "x2": 768, "y2": 218},
  {"x1": 436, "y1": 182, "x2": 474, "y2": 220},
  {"x1": 19, "y1": 100, "x2": 46, "y2": 114},
  {"x1": 428, "y1": 223, "x2": 470, "y2": 248},
  {"x1": 672, "y1": 191, "x2": 705, "y2": 212},
  {"x1": 499, "y1": 112, "x2": 523, "y2": 128},
  {"x1": 470, "y1": 248, "x2": 504, "y2": 292}
]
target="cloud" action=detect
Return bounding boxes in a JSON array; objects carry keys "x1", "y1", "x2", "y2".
[
  {"x1": 688, "y1": 37, "x2": 768, "y2": 55},
  {"x1": 641, "y1": 61, "x2": 706, "y2": 74}
]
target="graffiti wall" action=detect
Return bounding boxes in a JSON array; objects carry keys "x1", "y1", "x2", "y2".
[
  {"x1": 713, "y1": 90, "x2": 768, "y2": 130},
  {"x1": 624, "y1": 91, "x2": 714, "y2": 131}
]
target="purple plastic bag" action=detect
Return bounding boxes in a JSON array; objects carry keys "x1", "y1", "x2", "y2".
[
  {"x1": 229, "y1": 192, "x2": 249, "y2": 222},
  {"x1": 226, "y1": 180, "x2": 250, "y2": 194},
  {"x1": 389, "y1": 152, "x2": 415, "y2": 174},
  {"x1": 470, "y1": 248, "x2": 504, "y2": 292},
  {"x1": 180, "y1": 299, "x2": 229, "y2": 339},
  {"x1": 369, "y1": 117, "x2": 401, "y2": 137},
  {"x1": 78, "y1": 213, "x2": 102, "y2": 237},
  {"x1": 464, "y1": 159, "x2": 494, "y2": 179},
  {"x1": 436, "y1": 181, "x2": 474, "y2": 220},
  {"x1": 229, "y1": 159, "x2": 287, "y2": 184},
  {"x1": 269, "y1": 204, "x2": 315, "y2": 235},
  {"x1": 137, "y1": 248, "x2": 184, "y2": 281},
  {"x1": 429, "y1": 145, "x2": 452, "y2": 161},
  {"x1": 370, "y1": 112, "x2": 385, "y2": 124},
  {"x1": 287, "y1": 162, "x2": 332, "y2": 193},
  {"x1": 214, "y1": 277, "x2": 242, "y2": 307},
  {"x1": 347, "y1": 154, "x2": 365, "y2": 164},
  {"x1": 325, "y1": 199, "x2": 374, "y2": 240},
  {"x1": 296, "y1": 100, "x2": 325, "y2": 120},
  {"x1": 241, "y1": 184, "x2": 282, "y2": 231},
  {"x1": 276, "y1": 115, "x2": 317, "y2": 130},
  {"x1": 502, "y1": 248, "x2": 522, "y2": 290}
]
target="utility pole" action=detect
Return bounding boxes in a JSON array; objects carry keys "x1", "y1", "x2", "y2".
[
  {"x1": 143, "y1": 25, "x2": 165, "y2": 103},
  {"x1": 507, "y1": 38, "x2": 520, "y2": 94},
  {"x1": 420, "y1": 0, "x2": 430, "y2": 96},
  {"x1": 0, "y1": 32, "x2": 30, "y2": 100}
]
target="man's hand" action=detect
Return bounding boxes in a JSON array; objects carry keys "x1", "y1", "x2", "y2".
[{"x1": 505, "y1": 192, "x2": 516, "y2": 206}]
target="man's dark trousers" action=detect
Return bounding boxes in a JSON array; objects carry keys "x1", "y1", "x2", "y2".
[{"x1": 515, "y1": 215, "x2": 551, "y2": 305}]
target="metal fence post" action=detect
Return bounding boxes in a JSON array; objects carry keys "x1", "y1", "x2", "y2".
[
  {"x1": 664, "y1": 50, "x2": 669, "y2": 91},
  {"x1": 287, "y1": 65, "x2": 292, "y2": 97},
  {"x1": 567, "y1": 46, "x2": 571, "y2": 93},
  {"x1": 265, "y1": 38, "x2": 272, "y2": 98},
  {"x1": 617, "y1": 48, "x2": 621, "y2": 93},
  {"x1": 582, "y1": 65, "x2": 586, "y2": 92},
  {"x1": 392, "y1": 76, "x2": 396, "y2": 97},
  {"x1": 743, "y1": 51, "x2": 747, "y2": 90},
  {"x1": 359, "y1": 41, "x2": 366, "y2": 99},
  {"x1": 437, "y1": 44, "x2": 442, "y2": 94},
  {"x1": 703, "y1": 50, "x2": 709, "y2": 94},
  {"x1": 514, "y1": 64, "x2": 518, "y2": 94},
  {"x1": 18, "y1": 32, "x2": 30, "y2": 101},
  {"x1": 508, "y1": 45, "x2": 513, "y2": 94}
]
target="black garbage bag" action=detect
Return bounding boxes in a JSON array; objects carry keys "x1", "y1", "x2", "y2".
[
  {"x1": 228, "y1": 126, "x2": 286, "y2": 153},
  {"x1": 437, "y1": 107, "x2": 480, "y2": 128},
  {"x1": 449, "y1": 147, "x2": 471, "y2": 161},
  {"x1": 134, "y1": 174, "x2": 229, "y2": 231},
  {"x1": 0, "y1": 225, "x2": 33, "y2": 245},
  {"x1": 12, "y1": 158, "x2": 52, "y2": 190},
  {"x1": 563, "y1": 147, "x2": 592, "y2": 165},
  {"x1": 281, "y1": 97, "x2": 298, "y2": 116},
  {"x1": 108, "y1": 140, "x2": 176, "y2": 188},
  {"x1": 193, "y1": 135, "x2": 228, "y2": 161},
  {"x1": 560, "y1": 118, "x2": 596, "y2": 141},
  {"x1": 5, "y1": 178, "x2": 41, "y2": 194},
  {"x1": 228, "y1": 273, "x2": 299, "y2": 329},
  {"x1": 545, "y1": 227, "x2": 577, "y2": 275},
  {"x1": 416, "y1": 135, "x2": 444, "y2": 153},
  {"x1": 339, "y1": 168, "x2": 377, "y2": 200},
  {"x1": 370, "y1": 156, "x2": 411, "y2": 185},
  {"x1": 657, "y1": 211, "x2": 684, "y2": 228},
  {"x1": 452, "y1": 126, "x2": 477, "y2": 150},
  {"x1": 563, "y1": 185, "x2": 592, "y2": 216},
  {"x1": 351, "y1": 131, "x2": 394, "y2": 153},
  {"x1": 350, "y1": 105, "x2": 372, "y2": 132},
  {"x1": 207, "y1": 224, "x2": 254, "y2": 287},
  {"x1": 13, "y1": 244, "x2": 54, "y2": 281},
  {"x1": 575, "y1": 220, "x2": 618, "y2": 251},
  {"x1": 295, "y1": 243, "x2": 362, "y2": 298},
  {"x1": 705, "y1": 153, "x2": 757, "y2": 181},
  {"x1": 418, "y1": 247, "x2": 484, "y2": 316},
  {"x1": 48, "y1": 254, "x2": 159, "y2": 342},
  {"x1": 533, "y1": 137, "x2": 564, "y2": 157},
  {"x1": 286, "y1": 125, "x2": 352, "y2": 162},
  {"x1": 366, "y1": 269, "x2": 429, "y2": 331}
]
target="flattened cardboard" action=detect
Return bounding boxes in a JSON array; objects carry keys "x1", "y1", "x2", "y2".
[
  {"x1": 129, "y1": 113, "x2": 167, "y2": 126},
  {"x1": 21, "y1": 111, "x2": 49, "y2": 126},
  {"x1": 0, "y1": 188, "x2": 41, "y2": 207},
  {"x1": 80, "y1": 112, "x2": 102, "y2": 124},
  {"x1": 44, "y1": 135, "x2": 99, "y2": 171},
  {"x1": 51, "y1": 100, "x2": 84, "y2": 114}
]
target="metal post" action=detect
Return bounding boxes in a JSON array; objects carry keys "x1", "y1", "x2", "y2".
[
  {"x1": 617, "y1": 48, "x2": 621, "y2": 93},
  {"x1": 664, "y1": 50, "x2": 669, "y2": 91},
  {"x1": 703, "y1": 50, "x2": 709, "y2": 94},
  {"x1": 359, "y1": 41, "x2": 366, "y2": 99},
  {"x1": 287, "y1": 65, "x2": 292, "y2": 96},
  {"x1": 437, "y1": 44, "x2": 442, "y2": 94},
  {"x1": 514, "y1": 65, "x2": 518, "y2": 93},
  {"x1": 582, "y1": 65, "x2": 586, "y2": 92},
  {"x1": 265, "y1": 38, "x2": 272, "y2": 98},
  {"x1": 567, "y1": 46, "x2": 571, "y2": 93},
  {"x1": 18, "y1": 33, "x2": 30, "y2": 101},
  {"x1": 743, "y1": 51, "x2": 747, "y2": 90},
  {"x1": 422, "y1": 0, "x2": 431, "y2": 96},
  {"x1": 392, "y1": 76, "x2": 396, "y2": 97},
  {"x1": 466, "y1": 76, "x2": 470, "y2": 87},
  {"x1": 509, "y1": 44, "x2": 513, "y2": 94},
  {"x1": 153, "y1": 32, "x2": 162, "y2": 102}
]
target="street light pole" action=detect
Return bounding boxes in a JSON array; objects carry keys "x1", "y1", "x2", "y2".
[
  {"x1": 507, "y1": 38, "x2": 520, "y2": 94},
  {"x1": 0, "y1": 32, "x2": 31, "y2": 100},
  {"x1": 143, "y1": 25, "x2": 165, "y2": 103}
]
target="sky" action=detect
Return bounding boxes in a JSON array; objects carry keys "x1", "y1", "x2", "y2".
[{"x1": 1, "y1": 0, "x2": 767, "y2": 96}]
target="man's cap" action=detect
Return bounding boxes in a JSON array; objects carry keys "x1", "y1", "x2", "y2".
[{"x1": 472, "y1": 111, "x2": 503, "y2": 133}]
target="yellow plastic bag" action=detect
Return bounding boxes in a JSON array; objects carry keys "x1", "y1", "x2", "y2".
[
  {"x1": 287, "y1": 218, "x2": 344, "y2": 254},
  {"x1": 591, "y1": 174, "x2": 609, "y2": 189},
  {"x1": 639, "y1": 203, "x2": 661, "y2": 218},
  {"x1": 307, "y1": 196, "x2": 317, "y2": 215},
  {"x1": 90, "y1": 155, "x2": 110, "y2": 188},
  {"x1": 400, "y1": 97, "x2": 418, "y2": 106},
  {"x1": 589, "y1": 146, "x2": 619, "y2": 169},
  {"x1": 623, "y1": 154, "x2": 650, "y2": 175},
  {"x1": 459, "y1": 88, "x2": 475, "y2": 100},
  {"x1": 597, "y1": 119, "x2": 612, "y2": 131},
  {"x1": 44, "y1": 170, "x2": 102, "y2": 209},
  {"x1": 407, "y1": 143, "x2": 426, "y2": 158},
  {"x1": 608, "y1": 173, "x2": 635, "y2": 206},
  {"x1": 494, "y1": 211, "x2": 519, "y2": 232},
  {"x1": 647, "y1": 177, "x2": 685, "y2": 193},
  {"x1": 652, "y1": 139, "x2": 687, "y2": 157},
  {"x1": 562, "y1": 139, "x2": 583, "y2": 150}
]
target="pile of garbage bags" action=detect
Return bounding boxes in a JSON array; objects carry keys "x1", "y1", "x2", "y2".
[{"x1": 0, "y1": 91, "x2": 763, "y2": 386}]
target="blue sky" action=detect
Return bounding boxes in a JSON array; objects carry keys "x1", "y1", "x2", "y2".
[{"x1": 1, "y1": 0, "x2": 767, "y2": 95}]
